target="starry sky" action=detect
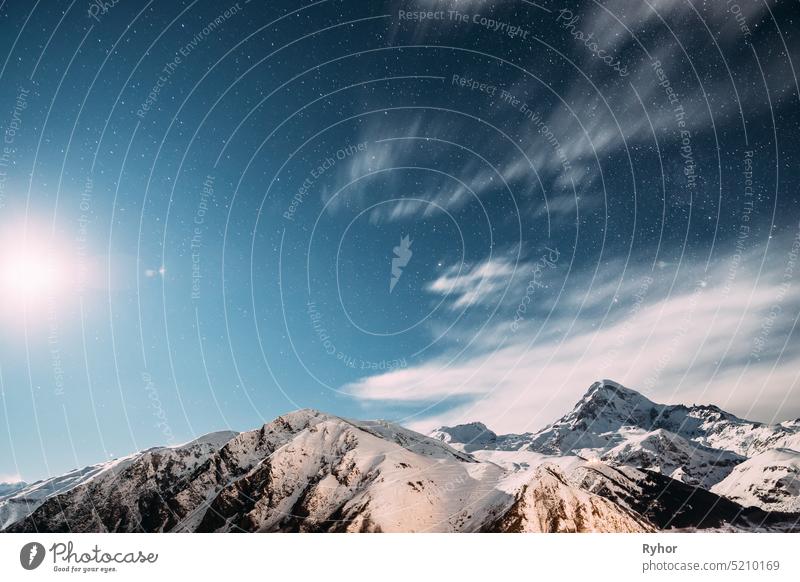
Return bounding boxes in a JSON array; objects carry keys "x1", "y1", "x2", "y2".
[{"x1": 1, "y1": 0, "x2": 799, "y2": 482}]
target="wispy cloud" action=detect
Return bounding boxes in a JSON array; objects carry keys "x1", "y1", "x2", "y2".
[
  {"x1": 579, "y1": 0, "x2": 770, "y2": 54},
  {"x1": 426, "y1": 257, "x2": 518, "y2": 309},
  {"x1": 345, "y1": 236, "x2": 800, "y2": 433}
]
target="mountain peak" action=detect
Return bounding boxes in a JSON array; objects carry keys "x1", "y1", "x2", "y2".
[
  {"x1": 262, "y1": 408, "x2": 330, "y2": 432},
  {"x1": 440, "y1": 421, "x2": 494, "y2": 435},
  {"x1": 568, "y1": 380, "x2": 656, "y2": 424},
  {"x1": 430, "y1": 421, "x2": 498, "y2": 452},
  {"x1": 582, "y1": 379, "x2": 652, "y2": 402}
]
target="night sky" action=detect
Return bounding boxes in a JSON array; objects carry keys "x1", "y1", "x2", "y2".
[{"x1": 1, "y1": 0, "x2": 799, "y2": 482}]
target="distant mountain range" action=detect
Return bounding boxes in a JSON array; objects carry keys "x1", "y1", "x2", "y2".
[{"x1": 2, "y1": 380, "x2": 799, "y2": 532}]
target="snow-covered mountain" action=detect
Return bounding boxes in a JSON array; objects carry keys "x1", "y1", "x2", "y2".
[
  {"x1": 0, "y1": 463, "x2": 121, "y2": 531},
  {"x1": 486, "y1": 464, "x2": 653, "y2": 532},
  {"x1": 526, "y1": 380, "x2": 800, "y2": 459},
  {"x1": 434, "y1": 380, "x2": 800, "y2": 496},
  {"x1": 6, "y1": 411, "x2": 510, "y2": 533},
  {"x1": 0, "y1": 431, "x2": 237, "y2": 531},
  {"x1": 3, "y1": 380, "x2": 799, "y2": 533},
  {"x1": 711, "y1": 448, "x2": 800, "y2": 513},
  {"x1": 429, "y1": 422, "x2": 533, "y2": 453},
  {"x1": 595, "y1": 428, "x2": 744, "y2": 490}
]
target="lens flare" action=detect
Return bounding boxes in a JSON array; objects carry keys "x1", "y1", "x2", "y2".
[
  {"x1": 0, "y1": 222, "x2": 72, "y2": 322},
  {"x1": 1, "y1": 247, "x2": 61, "y2": 300}
]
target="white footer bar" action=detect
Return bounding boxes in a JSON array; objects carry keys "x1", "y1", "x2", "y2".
[{"x1": 1, "y1": 533, "x2": 797, "y2": 581}]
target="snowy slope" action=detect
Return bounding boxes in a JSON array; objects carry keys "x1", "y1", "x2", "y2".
[
  {"x1": 711, "y1": 448, "x2": 800, "y2": 513},
  {"x1": 567, "y1": 461, "x2": 793, "y2": 531},
  {"x1": 0, "y1": 481, "x2": 27, "y2": 501},
  {"x1": 486, "y1": 464, "x2": 654, "y2": 533},
  {"x1": 598, "y1": 428, "x2": 744, "y2": 489},
  {"x1": 351, "y1": 419, "x2": 476, "y2": 463}
]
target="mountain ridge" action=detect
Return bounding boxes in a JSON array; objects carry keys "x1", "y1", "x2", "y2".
[{"x1": 3, "y1": 380, "x2": 799, "y2": 533}]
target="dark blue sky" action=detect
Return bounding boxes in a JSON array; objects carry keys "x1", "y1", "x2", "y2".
[{"x1": 1, "y1": 0, "x2": 799, "y2": 482}]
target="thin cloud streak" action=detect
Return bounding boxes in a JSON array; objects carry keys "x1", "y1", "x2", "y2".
[{"x1": 345, "y1": 241, "x2": 800, "y2": 433}]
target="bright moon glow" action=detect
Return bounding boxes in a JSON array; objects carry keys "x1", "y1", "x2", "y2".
[
  {"x1": 1, "y1": 247, "x2": 61, "y2": 301},
  {"x1": 0, "y1": 225, "x2": 70, "y2": 316}
]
